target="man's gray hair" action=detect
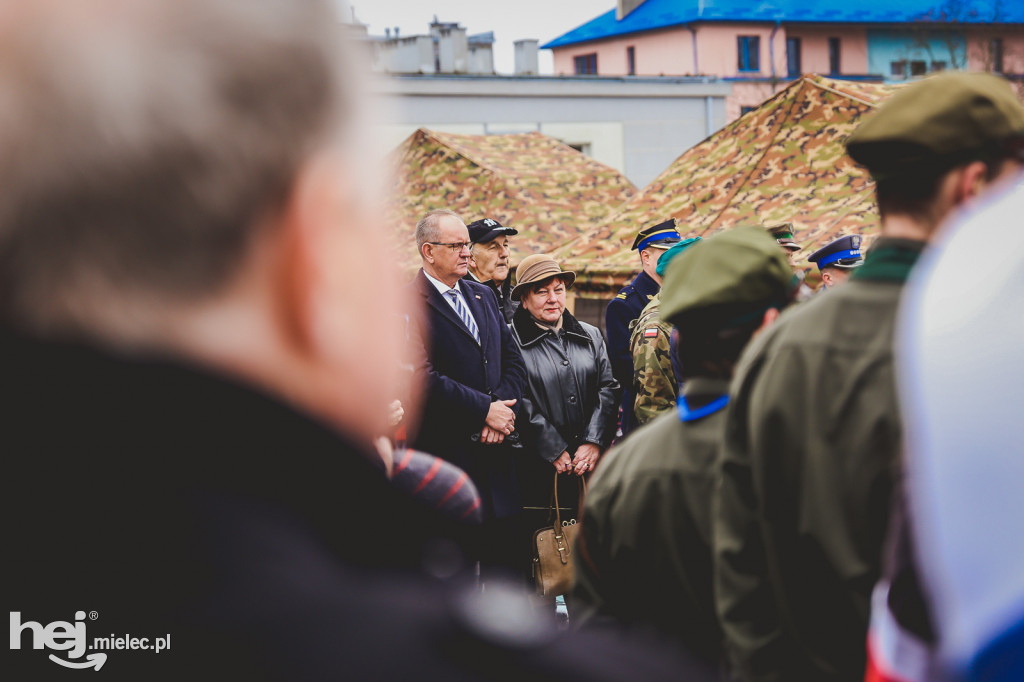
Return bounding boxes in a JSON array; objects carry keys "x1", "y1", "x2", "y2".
[
  {"x1": 0, "y1": 0, "x2": 350, "y2": 335},
  {"x1": 415, "y1": 209, "x2": 463, "y2": 255}
]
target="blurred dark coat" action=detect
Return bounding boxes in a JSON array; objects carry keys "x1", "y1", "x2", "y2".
[
  {"x1": 3, "y1": 324, "x2": 716, "y2": 682},
  {"x1": 408, "y1": 270, "x2": 527, "y2": 519},
  {"x1": 510, "y1": 305, "x2": 619, "y2": 507}
]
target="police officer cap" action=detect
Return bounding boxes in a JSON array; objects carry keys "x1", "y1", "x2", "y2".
[
  {"x1": 766, "y1": 223, "x2": 801, "y2": 251},
  {"x1": 846, "y1": 72, "x2": 1024, "y2": 179},
  {"x1": 660, "y1": 226, "x2": 797, "y2": 327},
  {"x1": 630, "y1": 219, "x2": 682, "y2": 251},
  {"x1": 808, "y1": 235, "x2": 864, "y2": 270},
  {"x1": 467, "y1": 218, "x2": 518, "y2": 244}
]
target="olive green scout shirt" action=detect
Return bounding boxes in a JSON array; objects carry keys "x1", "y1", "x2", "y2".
[{"x1": 714, "y1": 239, "x2": 925, "y2": 682}]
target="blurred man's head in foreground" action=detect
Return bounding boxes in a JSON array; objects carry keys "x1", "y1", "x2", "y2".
[{"x1": 0, "y1": 0, "x2": 411, "y2": 444}]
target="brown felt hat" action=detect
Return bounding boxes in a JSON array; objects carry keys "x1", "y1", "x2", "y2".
[{"x1": 511, "y1": 254, "x2": 576, "y2": 301}]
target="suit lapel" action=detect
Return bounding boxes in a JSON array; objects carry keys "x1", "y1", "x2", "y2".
[{"x1": 417, "y1": 270, "x2": 480, "y2": 345}]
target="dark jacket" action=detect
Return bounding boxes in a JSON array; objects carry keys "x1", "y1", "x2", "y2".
[
  {"x1": 510, "y1": 305, "x2": 620, "y2": 465},
  {"x1": 465, "y1": 271, "x2": 518, "y2": 323},
  {"x1": 408, "y1": 270, "x2": 527, "y2": 519},
  {"x1": 2, "y1": 324, "x2": 468, "y2": 679},
  {"x1": 4, "y1": 324, "x2": 713, "y2": 682},
  {"x1": 605, "y1": 270, "x2": 660, "y2": 436}
]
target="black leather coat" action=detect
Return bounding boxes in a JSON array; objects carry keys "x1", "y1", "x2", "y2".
[{"x1": 510, "y1": 305, "x2": 620, "y2": 465}]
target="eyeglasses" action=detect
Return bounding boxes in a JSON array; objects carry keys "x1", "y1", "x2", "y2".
[{"x1": 428, "y1": 241, "x2": 471, "y2": 252}]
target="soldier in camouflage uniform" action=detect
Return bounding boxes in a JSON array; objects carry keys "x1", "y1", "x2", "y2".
[
  {"x1": 629, "y1": 237, "x2": 702, "y2": 425},
  {"x1": 605, "y1": 219, "x2": 681, "y2": 437}
]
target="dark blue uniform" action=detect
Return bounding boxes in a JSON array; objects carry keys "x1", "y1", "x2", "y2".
[{"x1": 605, "y1": 269, "x2": 660, "y2": 436}]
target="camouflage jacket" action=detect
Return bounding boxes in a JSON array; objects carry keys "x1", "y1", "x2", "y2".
[{"x1": 628, "y1": 294, "x2": 678, "y2": 425}]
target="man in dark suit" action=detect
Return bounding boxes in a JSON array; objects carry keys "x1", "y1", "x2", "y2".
[{"x1": 408, "y1": 209, "x2": 528, "y2": 577}]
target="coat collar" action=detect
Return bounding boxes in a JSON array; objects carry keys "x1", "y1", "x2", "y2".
[
  {"x1": 512, "y1": 304, "x2": 589, "y2": 347},
  {"x1": 415, "y1": 269, "x2": 482, "y2": 345}
]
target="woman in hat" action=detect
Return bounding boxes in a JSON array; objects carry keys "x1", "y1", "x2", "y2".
[{"x1": 509, "y1": 254, "x2": 620, "y2": 527}]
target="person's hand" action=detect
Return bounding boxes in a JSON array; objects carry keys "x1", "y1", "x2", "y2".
[
  {"x1": 573, "y1": 443, "x2": 601, "y2": 476},
  {"x1": 387, "y1": 399, "x2": 404, "y2": 427},
  {"x1": 553, "y1": 451, "x2": 572, "y2": 474},
  {"x1": 485, "y1": 399, "x2": 517, "y2": 435},
  {"x1": 480, "y1": 425, "x2": 506, "y2": 445}
]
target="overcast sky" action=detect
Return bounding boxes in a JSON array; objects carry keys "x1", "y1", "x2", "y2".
[{"x1": 343, "y1": 0, "x2": 613, "y2": 74}]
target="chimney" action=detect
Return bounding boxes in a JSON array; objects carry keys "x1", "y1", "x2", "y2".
[
  {"x1": 514, "y1": 39, "x2": 539, "y2": 76},
  {"x1": 617, "y1": 0, "x2": 646, "y2": 20}
]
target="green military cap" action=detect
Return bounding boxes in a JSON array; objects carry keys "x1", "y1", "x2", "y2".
[
  {"x1": 846, "y1": 72, "x2": 1024, "y2": 180},
  {"x1": 766, "y1": 223, "x2": 801, "y2": 252},
  {"x1": 630, "y1": 218, "x2": 682, "y2": 251},
  {"x1": 660, "y1": 226, "x2": 797, "y2": 327}
]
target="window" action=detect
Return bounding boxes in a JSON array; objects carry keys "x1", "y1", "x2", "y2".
[
  {"x1": 573, "y1": 53, "x2": 597, "y2": 75},
  {"x1": 740, "y1": 106, "x2": 757, "y2": 116},
  {"x1": 992, "y1": 38, "x2": 1004, "y2": 73},
  {"x1": 910, "y1": 60, "x2": 927, "y2": 76},
  {"x1": 737, "y1": 36, "x2": 760, "y2": 72},
  {"x1": 890, "y1": 60, "x2": 907, "y2": 78},
  {"x1": 828, "y1": 37, "x2": 841, "y2": 75},
  {"x1": 627, "y1": 46, "x2": 636, "y2": 75},
  {"x1": 786, "y1": 37, "x2": 802, "y2": 77},
  {"x1": 931, "y1": 61, "x2": 946, "y2": 72}
]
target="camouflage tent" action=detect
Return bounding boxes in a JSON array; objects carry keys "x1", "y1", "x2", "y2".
[
  {"x1": 555, "y1": 75, "x2": 898, "y2": 296},
  {"x1": 386, "y1": 128, "x2": 636, "y2": 273}
]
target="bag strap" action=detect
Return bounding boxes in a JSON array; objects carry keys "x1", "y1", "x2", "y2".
[{"x1": 552, "y1": 471, "x2": 563, "y2": 529}]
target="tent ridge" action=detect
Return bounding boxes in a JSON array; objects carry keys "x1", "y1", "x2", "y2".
[{"x1": 705, "y1": 79, "x2": 805, "y2": 232}]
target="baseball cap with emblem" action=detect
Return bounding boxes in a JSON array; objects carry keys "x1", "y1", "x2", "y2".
[
  {"x1": 845, "y1": 71, "x2": 1024, "y2": 180},
  {"x1": 660, "y1": 226, "x2": 798, "y2": 327},
  {"x1": 808, "y1": 235, "x2": 864, "y2": 271},
  {"x1": 631, "y1": 219, "x2": 682, "y2": 251},
  {"x1": 467, "y1": 218, "x2": 518, "y2": 244},
  {"x1": 766, "y1": 223, "x2": 801, "y2": 252}
]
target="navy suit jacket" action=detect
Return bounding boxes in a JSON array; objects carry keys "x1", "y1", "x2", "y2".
[{"x1": 408, "y1": 269, "x2": 527, "y2": 518}]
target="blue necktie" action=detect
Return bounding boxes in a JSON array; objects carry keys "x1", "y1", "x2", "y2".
[{"x1": 447, "y1": 290, "x2": 480, "y2": 344}]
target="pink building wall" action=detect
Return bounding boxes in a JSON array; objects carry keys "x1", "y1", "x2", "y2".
[
  {"x1": 552, "y1": 28, "x2": 695, "y2": 76},
  {"x1": 693, "y1": 24, "x2": 788, "y2": 78},
  {"x1": 786, "y1": 26, "x2": 869, "y2": 75},
  {"x1": 552, "y1": 24, "x2": 868, "y2": 79},
  {"x1": 965, "y1": 26, "x2": 1024, "y2": 74}
]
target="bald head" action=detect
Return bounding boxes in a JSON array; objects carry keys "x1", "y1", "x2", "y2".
[{"x1": 0, "y1": 0, "x2": 350, "y2": 337}]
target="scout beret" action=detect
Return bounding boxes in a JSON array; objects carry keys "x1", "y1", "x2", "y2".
[
  {"x1": 631, "y1": 218, "x2": 682, "y2": 251},
  {"x1": 660, "y1": 226, "x2": 797, "y2": 326},
  {"x1": 766, "y1": 223, "x2": 801, "y2": 251},
  {"x1": 846, "y1": 72, "x2": 1024, "y2": 179},
  {"x1": 655, "y1": 237, "x2": 702, "y2": 277},
  {"x1": 467, "y1": 218, "x2": 518, "y2": 244},
  {"x1": 808, "y1": 235, "x2": 864, "y2": 270}
]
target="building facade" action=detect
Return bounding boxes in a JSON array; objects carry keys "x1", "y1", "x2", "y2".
[{"x1": 544, "y1": 0, "x2": 1024, "y2": 120}]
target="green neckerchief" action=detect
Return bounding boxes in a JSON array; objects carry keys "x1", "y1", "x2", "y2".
[{"x1": 851, "y1": 238, "x2": 926, "y2": 284}]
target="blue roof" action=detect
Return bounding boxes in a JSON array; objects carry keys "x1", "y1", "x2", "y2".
[{"x1": 542, "y1": 0, "x2": 1024, "y2": 49}]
